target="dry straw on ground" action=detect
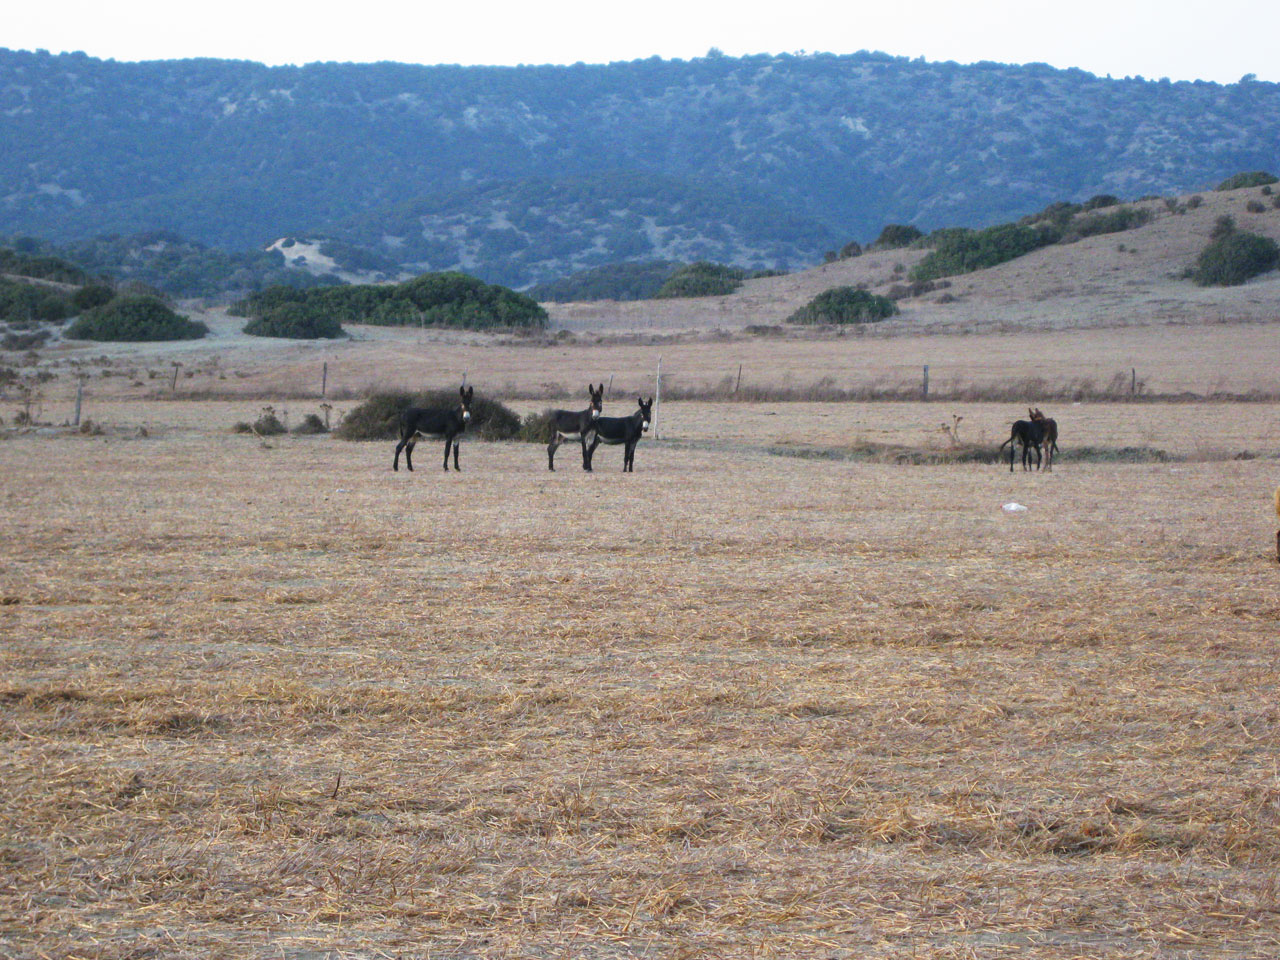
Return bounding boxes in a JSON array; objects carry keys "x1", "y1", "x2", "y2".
[{"x1": 2, "y1": 410, "x2": 1279, "y2": 958}]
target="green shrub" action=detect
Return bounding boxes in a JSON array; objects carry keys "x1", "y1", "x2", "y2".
[
  {"x1": 233, "y1": 272, "x2": 547, "y2": 330},
  {"x1": 1216, "y1": 171, "x2": 1278, "y2": 191},
  {"x1": 334, "y1": 390, "x2": 523, "y2": 441},
  {"x1": 911, "y1": 223, "x2": 1060, "y2": 281},
  {"x1": 1068, "y1": 206, "x2": 1153, "y2": 239},
  {"x1": 0, "y1": 278, "x2": 74, "y2": 322},
  {"x1": 872, "y1": 224, "x2": 924, "y2": 249},
  {"x1": 65, "y1": 295, "x2": 207, "y2": 341},
  {"x1": 1082, "y1": 194, "x2": 1121, "y2": 210},
  {"x1": 787, "y1": 286, "x2": 898, "y2": 324},
  {"x1": 252, "y1": 414, "x2": 288, "y2": 436},
  {"x1": 518, "y1": 410, "x2": 557, "y2": 443},
  {"x1": 292, "y1": 413, "x2": 329, "y2": 435},
  {"x1": 1191, "y1": 231, "x2": 1280, "y2": 286},
  {"x1": 1245, "y1": 200, "x2": 1266, "y2": 214},
  {"x1": 1211, "y1": 215, "x2": 1236, "y2": 239},
  {"x1": 243, "y1": 303, "x2": 345, "y2": 339},
  {"x1": 654, "y1": 262, "x2": 746, "y2": 298},
  {"x1": 71, "y1": 284, "x2": 116, "y2": 312}
]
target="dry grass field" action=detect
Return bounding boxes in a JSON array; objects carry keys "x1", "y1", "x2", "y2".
[{"x1": 3, "y1": 408, "x2": 1280, "y2": 958}]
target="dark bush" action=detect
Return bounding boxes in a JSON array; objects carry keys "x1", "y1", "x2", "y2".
[
  {"x1": 234, "y1": 272, "x2": 547, "y2": 330},
  {"x1": 335, "y1": 390, "x2": 523, "y2": 441},
  {"x1": 911, "y1": 222, "x2": 1060, "y2": 281},
  {"x1": 71, "y1": 284, "x2": 116, "y2": 311},
  {"x1": 2, "y1": 329, "x2": 51, "y2": 351},
  {"x1": 1068, "y1": 206, "x2": 1153, "y2": 239},
  {"x1": 1216, "y1": 171, "x2": 1278, "y2": 191},
  {"x1": 243, "y1": 304, "x2": 345, "y2": 339},
  {"x1": 1082, "y1": 194, "x2": 1121, "y2": 210},
  {"x1": 0, "y1": 278, "x2": 74, "y2": 322},
  {"x1": 1211, "y1": 215, "x2": 1236, "y2": 240},
  {"x1": 66, "y1": 296, "x2": 207, "y2": 341},
  {"x1": 654, "y1": 262, "x2": 746, "y2": 298},
  {"x1": 252, "y1": 414, "x2": 288, "y2": 435},
  {"x1": 1245, "y1": 200, "x2": 1266, "y2": 214},
  {"x1": 292, "y1": 413, "x2": 329, "y2": 434},
  {"x1": 518, "y1": 410, "x2": 557, "y2": 443},
  {"x1": 787, "y1": 287, "x2": 898, "y2": 324},
  {"x1": 872, "y1": 224, "x2": 924, "y2": 249},
  {"x1": 1186, "y1": 195, "x2": 1203, "y2": 209},
  {"x1": 1191, "y1": 231, "x2": 1280, "y2": 286}
]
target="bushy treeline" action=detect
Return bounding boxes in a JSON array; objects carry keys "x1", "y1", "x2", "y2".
[
  {"x1": 0, "y1": 246, "x2": 92, "y2": 285},
  {"x1": 909, "y1": 198, "x2": 1154, "y2": 281},
  {"x1": 232, "y1": 271, "x2": 548, "y2": 331},
  {"x1": 654, "y1": 261, "x2": 783, "y2": 298},
  {"x1": 4, "y1": 232, "x2": 337, "y2": 299},
  {"x1": 527, "y1": 260, "x2": 683, "y2": 302},
  {"x1": 1216, "y1": 171, "x2": 1277, "y2": 191}
]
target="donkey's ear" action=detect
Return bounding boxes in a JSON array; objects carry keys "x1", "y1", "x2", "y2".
[
  {"x1": 598, "y1": 383, "x2": 604, "y2": 394},
  {"x1": 461, "y1": 385, "x2": 468, "y2": 397}
]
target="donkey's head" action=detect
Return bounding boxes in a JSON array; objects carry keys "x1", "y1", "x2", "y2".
[
  {"x1": 637, "y1": 396, "x2": 654, "y2": 432},
  {"x1": 460, "y1": 385, "x2": 475, "y2": 422},
  {"x1": 1029, "y1": 407, "x2": 1045, "y2": 423},
  {"x1": 588, "y1": 383, "x2": 604, "y2": 420}
]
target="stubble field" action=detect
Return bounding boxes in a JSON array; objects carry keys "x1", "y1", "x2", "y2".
[{"x1": 2, "y1": 404, "x2": 1279, "y2": 958}]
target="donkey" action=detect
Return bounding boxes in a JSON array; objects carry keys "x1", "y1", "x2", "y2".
[
  {"x1": 393, "y1": 385, "x2": 473, "y2": 472},
  {"x1": 1029, "y1": 408, "x2": 1059, "y2": 471},
  {"x1": 998, "y1": 410, "x2": 1045, "y2": 472},
  {"x1": 585, "y1": 397, "x2": 653, "y2": 473},
  {"x1": 547, "y1": 383, "x2": 604, "y2": 471}
]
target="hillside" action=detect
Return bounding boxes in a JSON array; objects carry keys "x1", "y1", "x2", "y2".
[
  {"x1": 2, "y1": 48, "x2": 1279, "y2": 287},
  {"x1": 546, "y1": 186, "x2": 1280, "y2": 331}
]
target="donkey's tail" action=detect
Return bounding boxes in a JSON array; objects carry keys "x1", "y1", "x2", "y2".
[{"x1": 998, "y1": 437, "x2": 1013, "y2": 451}]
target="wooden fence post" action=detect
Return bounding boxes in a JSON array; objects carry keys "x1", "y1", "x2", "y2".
[
  {"x1": 321, "y1": 361, "x2": 328, "y2": 398},
  {"x1": 922, "y1": 364, "x2": 930, "y2": 401},
  {"x1": 73, "y1": 378, "x2": 83, "y2": 427}
]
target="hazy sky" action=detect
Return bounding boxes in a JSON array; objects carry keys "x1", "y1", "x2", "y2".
[{"x1": 9, "y1": 0, "x2": 1278, "y2": 83}]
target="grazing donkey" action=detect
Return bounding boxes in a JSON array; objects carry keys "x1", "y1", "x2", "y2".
[
  {"x1": 547, "y1": 383, "x2": 604, "y2": 471},
  {"x1": 1029, "y1": 408, "x2": 1059, "y2": 471},
  {"x1": 585, "y1": 396, "x2": 653, "y2": 473},
  {"x1": 998, "y1": 410, "x2": 1046, "y2": 472},
  {"x1": 393, "y1": 386, "x2": 473, "y2": 472}
]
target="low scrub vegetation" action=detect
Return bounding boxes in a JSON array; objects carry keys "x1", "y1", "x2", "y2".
[
  {"x1": 65, "y1": 295, "x2": 208, "y2": 342},
  {"x1": 1216, "y1": 170, "x2": 1277, "y2": 191},
  {"x1": 242, "y1": 305, "x2": 345, "y2": 339},
  {"x1": 1191, "y1": 225, "x2": 1280, "y2": 286},
  {"x1": 787, "y1": 287, "x2": 898, "y2": 324},
  {"x1": 527, "y1": 260, "x2": 682, "y2": 302},
  {"x1": 334, "y1": 391, "x2": 523, "y2": 441},
  {"x1": 233, "y1": 272, "x2": 547, "y2": 331}
]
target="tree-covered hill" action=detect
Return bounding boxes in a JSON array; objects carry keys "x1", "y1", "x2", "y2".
[{"x1": 2, "y1": 48, "x2": 1278, "y2": 288}]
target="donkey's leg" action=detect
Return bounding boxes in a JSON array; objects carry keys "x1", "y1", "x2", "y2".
[
  {"x1": 394, "y1": 435, "x2": 407, "y2": 471},
  {"x1": 623, "y1": 440, "x2": 635, "y2": 472},
  {"x1": 548, "y1": 435, "x2": 561, "y2": 471},
  {"x1": 585, "y1": 437, "x2": 599, "y2": 472},
  {"x1": 580, "y1": 433, "x2": 594, "y2": 471},
  {"x1": 452, "y1": 436, "x2": 461, "y2": 472},
  {"x1": 442, "y1": 438, "x2": 452, "y2": 471},
  {"x1": 404, "y1": 440, "x2": 416, "y2": 472}
]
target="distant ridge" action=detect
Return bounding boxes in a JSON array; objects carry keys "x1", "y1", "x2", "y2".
[{"x1": 2, "y1": 48, "x2": 1279, "y2": 286}]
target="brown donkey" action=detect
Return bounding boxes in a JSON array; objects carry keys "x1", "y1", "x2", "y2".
[{"x1": 1029, "y1": 408, "x2": 1059, "y2": 471}]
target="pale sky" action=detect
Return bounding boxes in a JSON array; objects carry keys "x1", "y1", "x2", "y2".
[{"x1": 8, "y1": 0, "x2": 1278, "y2": 84}]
